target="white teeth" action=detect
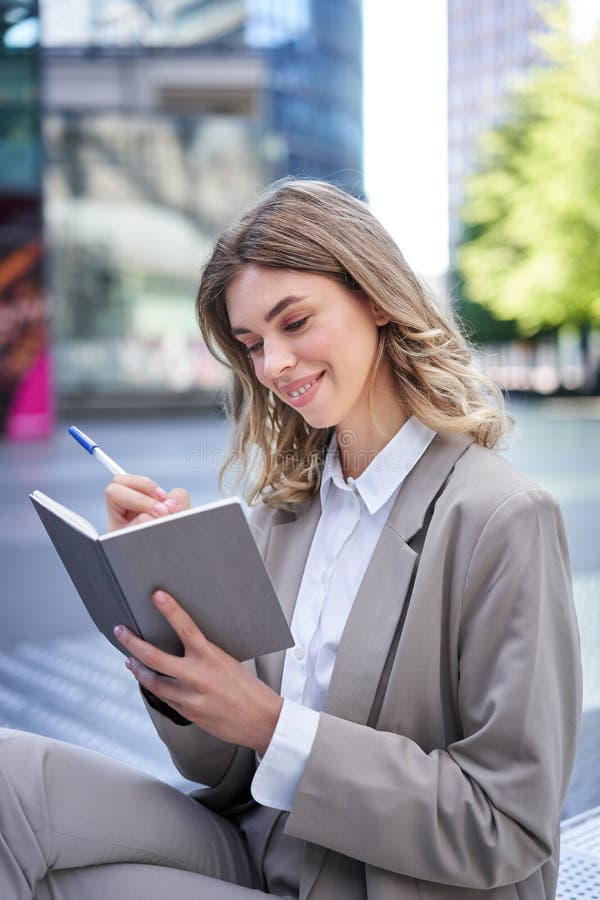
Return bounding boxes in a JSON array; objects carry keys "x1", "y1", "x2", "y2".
[{"x1": 289, "y1": 378, "x2": 318, "y2": 398}]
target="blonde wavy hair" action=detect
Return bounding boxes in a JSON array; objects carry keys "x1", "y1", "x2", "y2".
[{"x1": 196, "y1": 178, "x2": 512, "y2": 508}]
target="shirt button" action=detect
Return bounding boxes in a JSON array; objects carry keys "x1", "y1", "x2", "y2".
[{"x1": 294, "y1": 645, "x2": 305, "y2": 661}]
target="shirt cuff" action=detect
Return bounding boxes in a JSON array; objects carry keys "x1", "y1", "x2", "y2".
[{"x1": 251, "y1": 699, "x2": 320, "y2": 811}]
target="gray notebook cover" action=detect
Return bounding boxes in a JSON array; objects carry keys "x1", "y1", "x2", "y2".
[{"x1": 30, "y1": 493, "x2": 293, "y2": 662}]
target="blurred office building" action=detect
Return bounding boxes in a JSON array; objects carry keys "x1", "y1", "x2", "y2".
[
  {"x1": 0, "y1": 0, "x2": 362, "y2": 426},
  {"x1": 0, "y1": 0, "x2": 49, "y2": 437},
  {"x1": 447, "y1": 0, "x2": 551, "y2": 266}
]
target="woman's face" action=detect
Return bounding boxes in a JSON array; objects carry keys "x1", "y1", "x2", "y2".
[{"x1": 225, "y1": 264, "x2": 389, "y2": 433}]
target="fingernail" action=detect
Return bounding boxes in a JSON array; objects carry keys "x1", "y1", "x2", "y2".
[
  {"x1": 155, "y1": 487, "x2": 168, "y2": 500},
  {"x1": 153, "y1": 502, "x2": 168, "y2": 515},
  {"x1": 154, "y1": 591, "x2": 168, "y2": 604},
  {"x1": 125, "y1": 658, "x2": 133, "y2": 670},
  {"x1": 165, "y1": 498, "x2": 178, "y2": 511},
  {"x1": 113, "y1": 625, "x2": 123, "y2": 638}
]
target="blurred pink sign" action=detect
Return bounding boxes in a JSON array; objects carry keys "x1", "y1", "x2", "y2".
[
  {"x1": 0, "y1": 229, "x2": 54, "y2": 441},
  {"x1": 5, "y1": 347, "x2": 53, "y2": 440}
]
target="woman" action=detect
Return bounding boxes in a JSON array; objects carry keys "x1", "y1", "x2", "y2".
[{"x1": 0, "y1": 179, "x2": 581, "y2": 899}]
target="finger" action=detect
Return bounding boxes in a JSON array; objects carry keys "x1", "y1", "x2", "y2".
[
  {"x1": 153, "y1": 590, "x2": 208, "y2": 650},
  {"x1": 105, "y1": 483, "x2": 171, "y2": 520},
  {"x1": 167, "y1": 488, "x2": 191, "y2": 512},
  {"x1": 112, "y1": 474, "x2": 168, "y2": 500},
  {"x1": 113, "y1": 625, "x2": 183, "y2": 676},
  {"x1": 128, "y1": 513, "x2": 154, "y2": 526},
  {"x1": 125, "y1": 657, "x2": 185, "y2": 707}
]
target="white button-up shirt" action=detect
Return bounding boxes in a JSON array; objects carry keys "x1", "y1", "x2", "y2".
[{"x1": 251, "y1": 416, "x2": 436, "y2": 810}]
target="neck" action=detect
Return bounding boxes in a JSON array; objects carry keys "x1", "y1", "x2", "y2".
[{"x1": 337, "y1": 372, "x2": 408, "y2": 481}]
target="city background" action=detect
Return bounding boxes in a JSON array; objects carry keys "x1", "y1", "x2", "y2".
[{"x1": 1, "y1": 1, "x2": 599, "y2": 896}]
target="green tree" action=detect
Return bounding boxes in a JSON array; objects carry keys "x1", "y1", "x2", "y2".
[{"x1": 458, "y1": 2, "x2": 600, "y2": 385}]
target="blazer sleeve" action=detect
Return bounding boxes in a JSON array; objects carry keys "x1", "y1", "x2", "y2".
[
  {"x1": 285, "y1": 488, "x2": 582, "y2": 890},
  {"x1": 141, "y1": 684, "x2": 255, "y2": 803}
]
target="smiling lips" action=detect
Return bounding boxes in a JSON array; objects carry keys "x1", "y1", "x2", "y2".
[
  {"x1": 288, "y1": 377, "x2": 319, "y2": 398},
  {"x1": 279, "y1": 371, "x2": 325, "y2": 405}
]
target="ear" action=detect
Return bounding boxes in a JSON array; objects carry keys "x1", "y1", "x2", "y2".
[{"x1": 369, "y1": 300, "x2": 390, "y2": 327}]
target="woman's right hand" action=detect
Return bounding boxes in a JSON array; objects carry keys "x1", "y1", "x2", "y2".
[{"x1": 104, "y1": 474, "x2": 190, "y2": 532}]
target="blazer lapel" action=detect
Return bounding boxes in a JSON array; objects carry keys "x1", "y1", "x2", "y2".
[
  {"x1": 324, "y1": 431, "x2": 474, "y2": 725},
  {"x1": 323, "y1": 527, "x2": 417, "y2": 723},
  {"x1": 256, "y1": 495, "x2": 321, "y2": 692}
]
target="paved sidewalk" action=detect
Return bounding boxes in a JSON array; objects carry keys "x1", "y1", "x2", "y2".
[
  {"x1": 559, "y1": 806, "x2": 600, "y2": 898},
  {"x1": 0, "y1": 631, "x2": 197, "y2": 791}
]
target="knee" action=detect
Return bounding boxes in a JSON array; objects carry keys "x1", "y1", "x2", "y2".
[
  {"x1": 0, "y1": 729, "x2": 57, "y2": 780},
  {"x1": 0, "y1": 727, "x2": 36, "y2": 753},
  {"x1": 0, "y1": 728, "x2": 43, "y2": 753}
]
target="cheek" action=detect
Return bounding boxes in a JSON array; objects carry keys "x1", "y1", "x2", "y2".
[
  {"x1": 357, "y1": 315, "x2": 381, "y2": 356},
  {"x1": 303, "y1": 335, "x2": 330, "y2": 361},
  {"x1": 251, "y1": 359, "x2": 269, "y2": 388},
  {"x1": 335, "y1": 322, "x2": 379, "y2": 373}
]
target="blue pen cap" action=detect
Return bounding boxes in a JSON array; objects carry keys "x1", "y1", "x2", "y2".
[{"x1": 68, "y1": 426, "x2": 98, "y2": 454}]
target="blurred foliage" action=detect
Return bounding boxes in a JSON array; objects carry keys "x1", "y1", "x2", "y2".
[
  {"x1": 450, "y1": 265, "x2": 520, "y2": 345},
  {"x1": 458, "y1": 2, "x2": 600, "y2": 340}
]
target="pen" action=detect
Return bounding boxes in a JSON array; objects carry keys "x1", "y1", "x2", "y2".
[{"x1": 68, "y1": 425, "x2": 126, "y2": 476}]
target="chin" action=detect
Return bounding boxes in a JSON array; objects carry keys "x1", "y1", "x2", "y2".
[{"x1": 297, "y1": 409, "x2": 338, "y2": 431}]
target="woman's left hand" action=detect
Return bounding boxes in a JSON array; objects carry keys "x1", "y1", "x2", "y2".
[{"x1": 114, "y1": 590, "x2": 283, "y2": 756}]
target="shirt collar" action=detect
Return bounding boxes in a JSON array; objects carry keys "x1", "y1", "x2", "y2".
[{"x1": 320, "y1": 416, "x2": 436, "y2": 515}]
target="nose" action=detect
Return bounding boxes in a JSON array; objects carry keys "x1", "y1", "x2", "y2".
[{"x1": 262, "y1": 336, "x2": 296, "y2": 381}]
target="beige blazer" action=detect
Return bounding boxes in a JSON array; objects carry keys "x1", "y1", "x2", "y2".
[{"x1": 145, "y1": 432, "x2": 582, "y2": 900}]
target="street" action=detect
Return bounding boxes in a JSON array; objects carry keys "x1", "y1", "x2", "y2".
[{"x1": 1, "y1": 397, "x2": 599, "y2": 815}]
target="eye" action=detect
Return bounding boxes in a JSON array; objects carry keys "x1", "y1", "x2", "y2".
[
  {"x1": 243, "y1": 317, "x2": 308, "y2": 357},
  {"x1": 284, "y1": 317, "x2": 308, "y2": 332},
  {"x1": 244, "y1": 340, "x2": 263, "y2": 357}
]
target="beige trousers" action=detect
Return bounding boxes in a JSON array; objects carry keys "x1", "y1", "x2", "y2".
[{"x1": 0, "y1": 729, "x2": 300, "y2": 900}]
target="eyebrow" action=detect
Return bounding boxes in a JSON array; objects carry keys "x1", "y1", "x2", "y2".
[{"x1": 231, "y1": 295, "x2": 306, "y2": 335}]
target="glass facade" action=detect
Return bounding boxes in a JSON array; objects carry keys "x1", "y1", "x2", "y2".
[
  {"x1": 41, "y1": 0, "x2": 363, "y2": 198},
  {"x1": 1, "y1": 0, "x2": 363, "y2": 409},
  {"x1": 45, "y1": 112, "x2": 272, "y2": 394},
  {"x1": 250, "y1": 0, "x2": 363, "y2": 195},
  {"x1": 42, "y1": 0, "x2": 246, "y2": 48}
]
